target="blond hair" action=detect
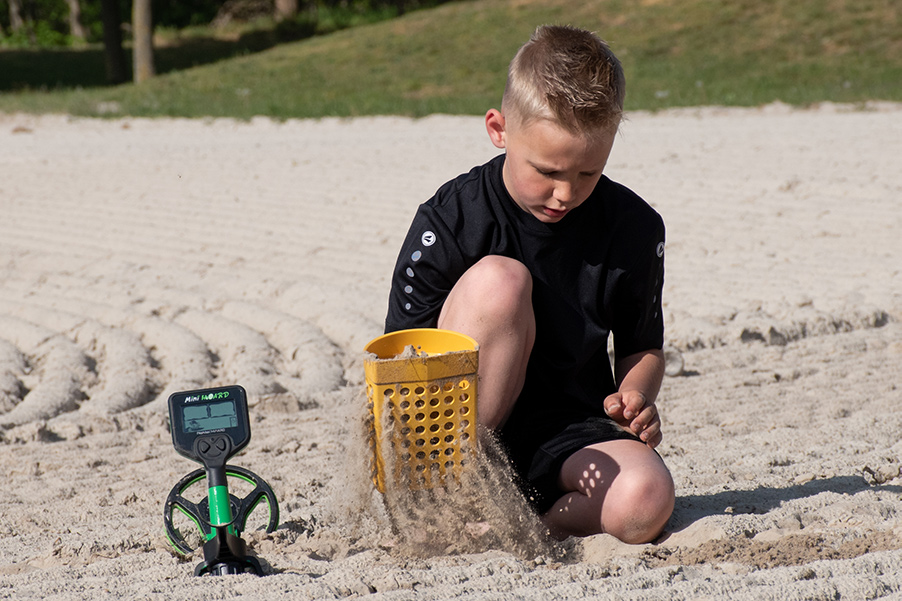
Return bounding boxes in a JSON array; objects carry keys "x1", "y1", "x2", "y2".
[{"x1": 502, "y1": 25, "x2": 625, "y2": 135}]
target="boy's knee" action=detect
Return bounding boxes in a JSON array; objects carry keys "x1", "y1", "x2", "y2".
[
  {"x1": 470, "y1": 255, "x2": 531, "y2": 291},
  {"x1": 606, "y1": 471, "x2": 674, "y2": 544},
  {"x1": 454, "y1": 255, "x2": 532, "y2": 315}
]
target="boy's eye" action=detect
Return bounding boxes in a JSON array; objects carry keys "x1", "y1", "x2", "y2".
[{"x1": 536, "y1": 168, "x2": 598, "y2": 178}]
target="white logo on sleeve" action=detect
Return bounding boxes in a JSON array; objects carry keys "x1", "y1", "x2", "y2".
[
  {"x1": 656, "y1": 241, "x2": 665, "y2": 257},
  {"x1": 421, "y1": 231, "x2": 437, "y2": 247}
]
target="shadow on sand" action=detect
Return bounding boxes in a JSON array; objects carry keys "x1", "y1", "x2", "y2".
[{"x1": 670, "y1": 474, "x2": 902, "y2": 531}]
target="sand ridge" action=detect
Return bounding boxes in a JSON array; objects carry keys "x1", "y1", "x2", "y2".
[{"x1": 0, "y1": 104, "x2": 901, "y2": 599}]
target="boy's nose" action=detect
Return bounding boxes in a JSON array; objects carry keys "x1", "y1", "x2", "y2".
[{"x1": 554, "y1": 181, "x2": 577, "y2": 204}]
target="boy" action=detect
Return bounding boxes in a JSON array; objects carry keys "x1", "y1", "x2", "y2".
[{"x1": 384, "y1": 25, "x2": 674, "y2": 543}]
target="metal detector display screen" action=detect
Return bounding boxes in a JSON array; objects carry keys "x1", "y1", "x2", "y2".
[
  {"x1": 169, "y1": 385, "x2": 251, "y2": 462},
  {"x1": 182, "y1": 401, "x2": 238, "y2": 433}
]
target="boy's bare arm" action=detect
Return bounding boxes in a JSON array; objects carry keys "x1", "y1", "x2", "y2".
[{"x1": 603, "y1": 349, "x2": 666, "y2": 448}]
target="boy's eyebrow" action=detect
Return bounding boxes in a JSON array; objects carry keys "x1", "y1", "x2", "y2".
[
  {"x1": 528, "y1": 159, "x2": 563, "y2": 173},
  {"x1": 529, "y1": 159, "x2": 599, "y2": 175}
]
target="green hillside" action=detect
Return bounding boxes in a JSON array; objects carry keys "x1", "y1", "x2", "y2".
[{"x1": 1, "y1": 0, "x2": 899, "y2": 118}]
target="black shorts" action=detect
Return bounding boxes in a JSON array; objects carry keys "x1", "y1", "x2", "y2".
[{"x1": 499, "y1": 416, "x2": 643, "y2": 514}]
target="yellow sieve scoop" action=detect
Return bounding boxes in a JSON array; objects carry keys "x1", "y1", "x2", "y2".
[{"x1": 364, "y1": 329, "x2": 479, "y2": 492}]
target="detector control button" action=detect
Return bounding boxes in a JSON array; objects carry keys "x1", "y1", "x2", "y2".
[{"x1": 194, "y1": 435, "x2": 232, "y2": 463}]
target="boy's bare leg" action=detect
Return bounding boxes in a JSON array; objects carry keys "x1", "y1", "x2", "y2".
[
  {"x1": 438, "y1": 255, "x2": 535, "y2": 429},
  {"x1": 544, "y1": 439, "x2": 674, "y2": 543}
]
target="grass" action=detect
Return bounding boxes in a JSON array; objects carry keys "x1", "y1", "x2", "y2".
[{"x1": 0, "y1": 0, "x2": 900, "y2": 118}]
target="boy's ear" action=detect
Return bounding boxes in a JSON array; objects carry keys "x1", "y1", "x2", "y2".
[{"x1": 485, "y1": 109, "x2": 507, "y2": 149}]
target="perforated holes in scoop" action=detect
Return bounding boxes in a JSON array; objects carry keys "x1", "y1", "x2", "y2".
[{"x1": 388, "y1": 374, "x2": 477, "y2": 489}]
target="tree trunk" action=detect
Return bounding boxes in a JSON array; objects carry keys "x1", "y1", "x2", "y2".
[
  {"x1": 132, "y1": 0, "x2": 155, "y2": 83},
  {"x1": 8, "y1": 0, "x2": 24, "y2": 32},
  {"x1": 100, "y1": 0, "x2": 128, "y2": 84},
  {"x1": 66, "y1": 0, "x2": 87, "y2": 41},
  {"x1": 274, "y1": 0, "x2": 298, "y2": 22}
]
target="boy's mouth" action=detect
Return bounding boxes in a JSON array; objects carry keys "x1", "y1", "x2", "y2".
[{"x1": 543, "y1": 207, "x2": 567, "y2": 219}]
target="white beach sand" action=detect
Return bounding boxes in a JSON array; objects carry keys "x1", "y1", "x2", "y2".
[{"x1": 0, "y1": 103, "x2": 901, "y2": 599}]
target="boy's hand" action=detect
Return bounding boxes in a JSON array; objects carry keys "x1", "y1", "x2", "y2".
[{"x1": 604, "y1": 390, "x2": 662, "y2": 449}]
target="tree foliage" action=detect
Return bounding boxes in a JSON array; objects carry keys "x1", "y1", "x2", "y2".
[{"x1": 0, "y1": 0, "x2": 453, "y2": 47}]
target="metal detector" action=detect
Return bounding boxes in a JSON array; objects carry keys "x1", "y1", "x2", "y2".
[{"x1": 163, "y1": 385, "x2": 279, "y2": 576}]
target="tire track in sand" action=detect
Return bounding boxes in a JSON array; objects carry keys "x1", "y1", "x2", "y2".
[
  {"x1": 0, "y1": 338, "x2": 28, "y2": 413},
  {"x1": 0, "y1": 299, "x2": 159, "y2": 417},
  {"x1": 220, "y1": 301, "x2": 345, "y2": 408},
  {"x1": 171, "y1": 308, "x2": 287, "y2": 401},
  {"x1": 0, "y1": 316, "x2": 93, "y2": 427}
]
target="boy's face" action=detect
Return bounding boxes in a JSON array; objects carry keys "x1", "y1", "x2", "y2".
[{"x1": 485, "y1": 109, "x2": 616, "y2": 224}]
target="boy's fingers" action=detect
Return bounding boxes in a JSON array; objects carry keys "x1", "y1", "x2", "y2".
[
  {"x1": 644, "y1": 428, "x2": 663, "y2": 449},
  {"x1": 630, "y1": 404, "x2": 661, "y2": 440},
  {"x1": 635, "y1": 408, "x2": 662, "y2": 448},
  {"x1": 630, "y1": 405, "x2": 658, "y2": 434},
  {"x1": 621, "y1": 391, "x2": 647, "y2": 420},
  {"x1": 635, "y1": 412, "x2": 660, "y2": 436},
  {"x1": 604, "y1": 393, "x2": 624, "y2": 418}
]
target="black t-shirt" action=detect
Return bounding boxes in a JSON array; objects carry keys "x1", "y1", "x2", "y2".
[{"x1": 385, "y1": 153, "x2": 665, "y2": 447}]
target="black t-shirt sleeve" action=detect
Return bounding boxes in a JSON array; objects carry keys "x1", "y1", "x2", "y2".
[
  {"x1": 611, "y1": 216, "x2": 666, "y2": 358},
  {"x1": 384, "y1": 203, "x2": 468, "y2": 333}
]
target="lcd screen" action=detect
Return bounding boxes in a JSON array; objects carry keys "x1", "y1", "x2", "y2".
[{"x1": 182, "y1": 400, "x2": 239, "y2": 433}]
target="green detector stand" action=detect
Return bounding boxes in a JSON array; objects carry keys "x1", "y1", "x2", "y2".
[{"x1": 163, "y1": 385, "x2": 279, "y2": 576}]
